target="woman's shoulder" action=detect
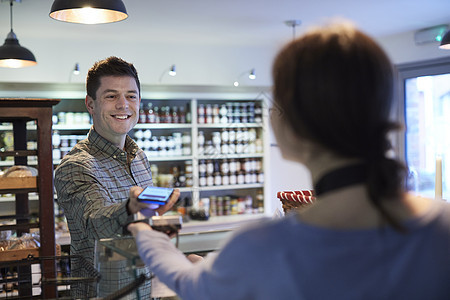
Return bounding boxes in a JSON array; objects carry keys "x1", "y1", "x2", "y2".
[
  {"x1": 226, "y1": 215, "x2": 299, "y2": 249},
  {"x1": 427, "y1": 198, "x2": 450, "y2": 226},
  {"x1": 387, "y1": 195, "x2": 450, "y2": 241},
  {"x1": 211, "y1": 216, "x2": 298, "y2": 268},
  {"x1": 406, "y1": 195, "x2": 450, "y2": 224}
]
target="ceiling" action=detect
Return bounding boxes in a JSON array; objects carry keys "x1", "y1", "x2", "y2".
[{"x1": 4, "y1": 0, "x2": 450, "y2": 47}]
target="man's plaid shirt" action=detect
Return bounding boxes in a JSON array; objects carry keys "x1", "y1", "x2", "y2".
[{"x1": 55, "y1": 127, "x2": 153, "y2": 298}]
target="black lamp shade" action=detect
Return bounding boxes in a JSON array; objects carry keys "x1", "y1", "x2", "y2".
[
  {"x1": 440, "y1": 30, "x2": 450, "y2": 50},
  {"x1": 0, "y1": 31, "x2": 37, "y2": 68},
  {"x1": 50, "y1": 0, "x2": 128, "y2": 24}
]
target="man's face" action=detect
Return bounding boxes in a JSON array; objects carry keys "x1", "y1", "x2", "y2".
[{"x1": 85, "y1": 75, "x2": 140, "y2": 147}]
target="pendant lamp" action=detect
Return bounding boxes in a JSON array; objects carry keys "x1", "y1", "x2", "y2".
[
  {"x1": 0, "y1": 0, "x2": 37, "y2": 68},
  {"x1": 49, "y1": 0, "x2": 128, "y2": 24},
  {"x1": 439, "y1": 30, "x2": 450, "y2": 50}
]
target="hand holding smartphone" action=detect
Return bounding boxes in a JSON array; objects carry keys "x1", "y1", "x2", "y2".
[{"x1": 137, "y1": 186, "x2": 174, "y2": 206}]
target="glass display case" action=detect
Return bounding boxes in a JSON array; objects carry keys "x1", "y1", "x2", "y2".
[
  {"x1": 95, "y1": 236, "x2": 177, "y2": 299},
  {"x1": 95, "y1": 228, "x2": 234, "y2": 299},
  {"x1": 95, "y1": 237, "x2": 153, "y2": 299}
]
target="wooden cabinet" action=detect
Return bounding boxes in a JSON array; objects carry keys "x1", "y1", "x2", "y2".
[{"x1": 0, "y1": 98, "x2": 60, "y2": 298}]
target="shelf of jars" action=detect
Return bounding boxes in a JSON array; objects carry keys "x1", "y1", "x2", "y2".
[
  {"x1": 197, "y1": 128, "x2": 263, "y2": 156},
  {"x1": 135, "y1": 129, "x2": 192, "y2": 159},
  {"x1": 197, "y1": 123, "x2": 262, "y2": 129},
  {"x1": 136, "y1": 123, "x2": 192, "y2": 129},
  {"x1": 0, "y1": 158, "x2": 37, "y2": 167},
  {"x1": 0, "y1": 193, "x2": 39, "y2": 203},
  {"x1": 0, "y1": 124, "x2": 37, "y2": 131},
  {"x1": 9, "y1": 97, "x2": 267, "y2": 224},
  {"x1": 53, "y1": 156, "x2": 194, "y2": 166},
  {"x1": 53, "y1": 124, "x2": 193, "y2": 131},
  {"x1": 196, "y1": 101, "x2": 262, "y2": 125},
  {"x1": 0, "y1": 86, "x2": 272, "y2": 241},
  {"x1": 53, "y1": 124, "x2": 91, "y2": 130},
  {"x1": 0, "y1": 130, "x2": 38, "y2": 168},
  {"x1": 147, "y1": 155, "x2": 193, "y2": 162},
  {"x1": 198, "y1": 183, "x2": 264, "y2": 191},
  {"x1": 199, "y1": 154, "x2": 263, "y2": 160},
  {"x1": 189, "y1": 187, "x2": 265, "y2": 222}
]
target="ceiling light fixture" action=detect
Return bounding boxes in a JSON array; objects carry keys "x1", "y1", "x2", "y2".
[
  {"x1": 168, "y1": 65, "x2": 176, "y2": 77},
  {"x1": 233, "y1": 68, "x2": 256, "y2": 87},
  {"x1": 159, "y1": 64, "x2": 177, "y2": 83},
  {"x1": 73, "y1": 63, "x2": 80, "y2": 75},
  {"x1": 414, "y1": 24, "x2": 448, "y2": 45},
  {"x1": 49, "y1": 0, "x2": 128, "y2": 24},
  {"x1": 439, "y1": 30, "x2": 450, "y2": 50},
  {"x1": 284, "y1": 19, "x2": 301, "y2": 40},
  {"x1": 69, "y1": 62, "x2": 80, "y2": 82},
  {"x1": 0, "y1": 0, "x2": 37, "y2": 68}
]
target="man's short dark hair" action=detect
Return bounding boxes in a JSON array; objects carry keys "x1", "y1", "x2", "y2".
[{"x1": 86, "y1": 56, "x2": 141, "y2": 100}]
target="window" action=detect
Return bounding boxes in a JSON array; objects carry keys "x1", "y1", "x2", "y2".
[{"x1": 396, "y1": 57, "x2": 450, "y2": 200}]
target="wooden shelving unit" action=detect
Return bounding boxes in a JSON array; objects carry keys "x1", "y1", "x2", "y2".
[{"x1": 0, "y1": 98, "x2": 60, "y2": 298}]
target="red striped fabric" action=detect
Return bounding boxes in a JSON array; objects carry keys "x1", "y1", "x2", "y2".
[{"x1": 277, "y1": 190, "x2": 315, "y2": 204}]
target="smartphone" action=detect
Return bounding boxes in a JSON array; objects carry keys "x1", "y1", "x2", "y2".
[{"x1": 137, "y1": 186, "x2": 174, "y2": 205}]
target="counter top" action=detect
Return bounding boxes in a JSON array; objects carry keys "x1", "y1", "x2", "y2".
[{"x1": 56, "y1": 214, "x2": 268, "y2": 253}]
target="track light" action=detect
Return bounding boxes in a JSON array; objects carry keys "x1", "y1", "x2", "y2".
[
  {"x1": 168, "y1": 65, "x2": 176, "y2": 76},
  {"x1": 233, "y1": 68, "x2": 256, "y2": 87},
  {"x1": 68, "y1": 62, "x2": 81, "y2": 82},
  {"x1": 49, "y1": 0, "x2": 128, "y2": 24},
  {"x1": 159, "y1": 64, "x2": 177, "y2": 83},
  {"x1": 73, "y1": 63, "x2": 80, "y2": 75},
  {"x1": 414, "y1": 24, "x2": 449, "y2": 46},
  {"x1": 248, "y1": 68, "x2": 256, "y2": 80},
  {"x1": 440, "y1": 30, "x2": 450, "y2": 50},
  {"x1": 0, "y1": 0, "x2": 37, "y2": 68}
]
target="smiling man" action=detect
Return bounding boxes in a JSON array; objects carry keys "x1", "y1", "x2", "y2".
[
  {"x1": 54, "y1": 56, "x2": 178, "y2": 298},
  {"x1": 86, "y1": 76, "x2": 139, "y2": 148}
]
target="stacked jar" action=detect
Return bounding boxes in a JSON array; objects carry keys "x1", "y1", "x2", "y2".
[
  {"x1": 55, "y1": 132, "x2": 88, "y2": 159},
  {"x1": 185, "y1": 160, "x2": 194, "y2": 187},
  {"x1": 139, "y1": 102, "x2": 189, "y2": 124},
  {"x1": 54, "y1": 112, "x2": 91, "y2": 126},
  {"x1": 198, "y1": 158, "x2": 263, "y2": 187},
  {"x1": 197, "y1": 101, "x2": 261, "y2": 124},
  {"x1": 135, "y1": 130, "x2": 191, "y2": 157},
  {"x1": 206, "y1": 193, "x2": 261, "y2": 216},
  {"x1": 199, "y1": 159, "x2": 218, "y2": 187},
  {"x1": 150, "y1": 162, "x2": 193, "y2": 188},
  {"x1": 198, "y1": 128, "x2": 262, "y2": 155}
]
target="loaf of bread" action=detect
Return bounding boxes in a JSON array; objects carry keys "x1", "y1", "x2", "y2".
[{"x1": 2, "y1": 165, "x2": 38, "y2": 177}]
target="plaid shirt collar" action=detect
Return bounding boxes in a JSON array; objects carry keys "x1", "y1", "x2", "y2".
[{"x1": 87, "y1": 127, "x2": 139, "y2": 162}]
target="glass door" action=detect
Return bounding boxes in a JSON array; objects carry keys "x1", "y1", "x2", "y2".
[{"x1": 396, "y1": 57, "x2": 450, "y2": 200}]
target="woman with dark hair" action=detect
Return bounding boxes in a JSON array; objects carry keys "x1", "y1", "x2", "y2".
[
  {"x1": 128, "y1": 22, "x2": 450, "y2": 299},
  {"x1": 271, "y1": 22, "x2": 408, "y2": 231}
]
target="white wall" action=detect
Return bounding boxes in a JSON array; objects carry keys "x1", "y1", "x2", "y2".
[
  {"x1": 0, "y1": 37, "x2": 280, "y2": 87},
  {"x1": 376, "y1": 31, "x2": 450, "y2": 64},
  {"x1": 1, "y1": 29, "x2": 447, "y2": 88},
  {"x1": 1, "y1": 29, "x2": 447, "y2": 87}
]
